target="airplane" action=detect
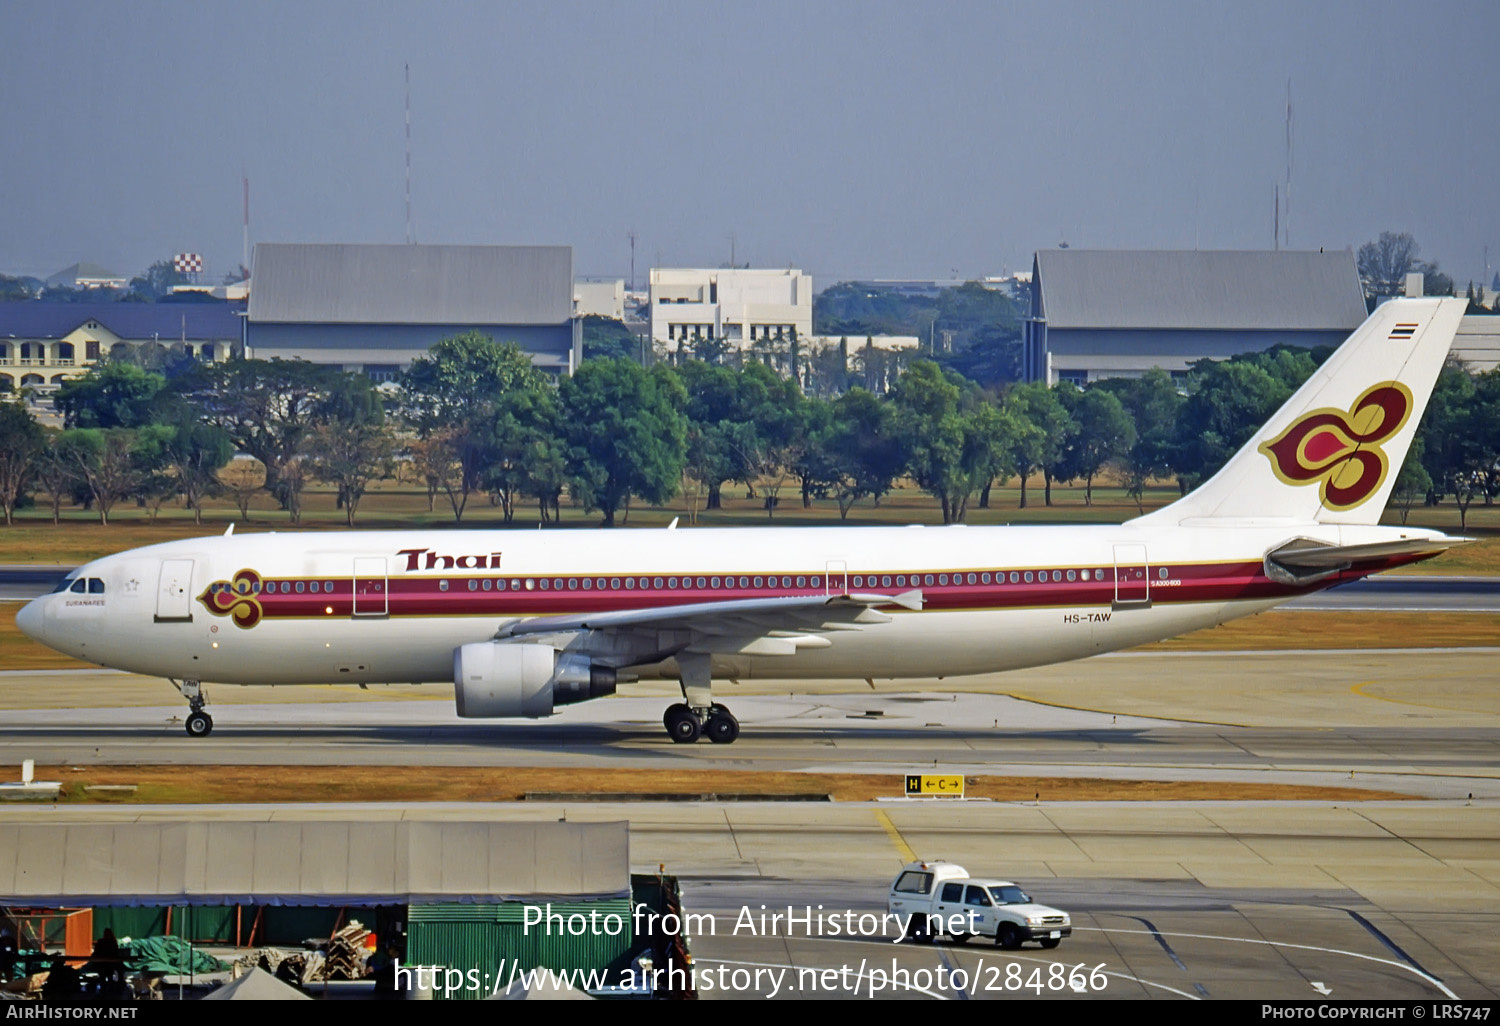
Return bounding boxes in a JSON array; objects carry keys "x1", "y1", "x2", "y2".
[{"x1": 14, "y1": 298, "x2": 1470, "y2": 744}]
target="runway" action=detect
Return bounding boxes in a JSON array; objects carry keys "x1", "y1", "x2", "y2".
[{"x1": 3, "y1": 648, "x2": 1499, "y2": 799}]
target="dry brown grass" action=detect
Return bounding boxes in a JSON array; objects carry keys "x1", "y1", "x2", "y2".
[
  {"x1": 1137, "y1": 610, "x2": 1500, "y2": 651},
  {"x1": 36, "y1": 764, "x2": 1413, "y2": 804}
]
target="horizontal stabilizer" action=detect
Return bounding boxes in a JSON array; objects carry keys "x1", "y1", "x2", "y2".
[{"x1": 1268, "y1": 536, "x2": 1470, "y2": 569}]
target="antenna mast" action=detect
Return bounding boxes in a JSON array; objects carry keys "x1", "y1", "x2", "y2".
[
  {"x1": 242, "y1": 168, "x2": 250, "y2": 277},
  {"x1": 405, "y1": 63, "x2": 413, "y2": 244},
  {"x1": 1283, "y1": 78, "x2": 1292, "y2": 249}
]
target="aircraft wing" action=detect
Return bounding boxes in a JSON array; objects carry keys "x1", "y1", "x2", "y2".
[{"x1": 496, "y1": 590, "x2": 923, "y2": 659}]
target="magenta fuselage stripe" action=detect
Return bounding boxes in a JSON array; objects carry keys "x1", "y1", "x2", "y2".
[{"x1": 212, "y1": 554, "x2": 1427, "y2": 622}]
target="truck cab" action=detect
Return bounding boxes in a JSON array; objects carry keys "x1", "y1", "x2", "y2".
[{"x1": 888, "y1": 861, "x2": 1072, "y2": 950}]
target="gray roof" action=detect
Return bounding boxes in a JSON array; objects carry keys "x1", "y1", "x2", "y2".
[
  {"x1": 1032, "y1": 249, "x2": 1367, "y2": 331},
  {"x1": 250, "y1": 243, "x2": 573, "y2": 325},
  {"x1": 46, "y1": 262, "x2": 126, "y2": 286},
  {"x1": 0, "y1": 820, "x2": 628, "y2": 906}
]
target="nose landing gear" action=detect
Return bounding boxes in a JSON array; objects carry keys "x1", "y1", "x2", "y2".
[{"x1": 172, "y1": 679, "x2": 214, "y2": 737}]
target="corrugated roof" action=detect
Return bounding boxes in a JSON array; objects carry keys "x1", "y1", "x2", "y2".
[
  {"x1": 0, "y1": 820, "x2": 629, "y2": 907},
  {"x1": 46, "y1": 262, "x2": 126, "y2": 285},
  {"x1": 0, "y1": 301, "x2": 245, "y2": 340},
  {"x1": 249, "y1": 243, "x2": 573, "y2": 325},
  {"x1": 1033, "y1": 250, "x2": 1367, "y2": 330}
]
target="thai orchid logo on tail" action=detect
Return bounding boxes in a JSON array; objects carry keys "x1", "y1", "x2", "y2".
[{"x1": 1258, "y1": 382, "x2": 1413, "y2": 511}]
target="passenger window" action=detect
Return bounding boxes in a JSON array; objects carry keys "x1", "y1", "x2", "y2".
[
  {"x1": 940, "y1": 882, "x2": 964, "y2": 903},
  {"x1": 965, "y1": 886, "x2": 992, "y2": 907},
  {"x1": 310, "y1": 581, "x2": 320, "y2": 594},
  {"x1": 1024, "y1": 572, "x2": 1033, "y2": 583},
  {"x1": 88, "y1": 578, "x2": 105, "y2": 594},
  {"x1": 295, "y1": 581, "x2": 305, "y2": 593}
]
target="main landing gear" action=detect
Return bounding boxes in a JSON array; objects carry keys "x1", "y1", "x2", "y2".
[
  {"x1": 172, "y1": 679, "x2": 214, "y2": 737},
  {"x1": 663, "y1": 703, "x2": 739, "y2": 744},
  {"x1": 664, "y1": 652, "x2": 740, "y2": 744}
]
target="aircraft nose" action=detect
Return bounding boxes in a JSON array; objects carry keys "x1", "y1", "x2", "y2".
[{"x1": 15, "y1": 598, "x2": 45, "y2": 643}]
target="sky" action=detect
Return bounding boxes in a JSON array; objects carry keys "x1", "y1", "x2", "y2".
[{"x1": 2, "y1": 0, "x2": 1497, "y2": 290}]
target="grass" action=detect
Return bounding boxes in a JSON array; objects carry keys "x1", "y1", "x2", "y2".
[
  {"x1": 31, "y1": 764, "x2": 1413, "y2": 804},
  {"x1": 1140, "y1": 610, "x2": 1500, "y2": 650},
  {"x1": 4, "y1": 476, "x2": 1500, "y2": 571}
]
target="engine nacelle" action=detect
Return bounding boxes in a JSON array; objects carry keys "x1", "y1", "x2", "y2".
[{"x1": 452, "y1": 643, "x2": 617, "y2": 719}]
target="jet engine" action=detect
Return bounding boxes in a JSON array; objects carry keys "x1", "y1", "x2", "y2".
[{"x1": 452, "y1": 643, "x2": 617, "y2": 719}]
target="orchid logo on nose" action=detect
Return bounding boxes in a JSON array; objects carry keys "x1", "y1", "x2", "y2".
[
  {"x1": 1258, "y1": 382, "x2": 1413, "y2": 511},
  {"x1": 199, "y1": 568, "x2": 264, "y2": 628}
]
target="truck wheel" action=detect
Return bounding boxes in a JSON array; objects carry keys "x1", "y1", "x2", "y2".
[
  {"x1": 949, "y1": 931, "x2": 971, "y2": 945},
  {"x1": 1040, "y1": 938, "x2": 1061, "y2": 949},
  {"x1": 996, "y1": 924, "x2": 1021, "y2": 950}
]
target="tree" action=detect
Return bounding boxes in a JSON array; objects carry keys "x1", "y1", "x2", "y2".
[
  {"x1": 53, "y1": 363, "x2": 168, "y2": 429},
  {"x1": 30, "y1": 439, "x2": 75, "y2": 525},
  {"x1": 56, "y1": 429, "x2": 141, "y2": 525},
  {"x1": 163, "y1": 418, "x2": 235, "y2": 525},
  {"x1": 218, "y1": 458, "x2": 266, "y2": 521},
  {"x1": 1093, "y1": 369, "x2": 1184, "y2": 512},
  {"x1": 1060, "y1": 387, "x2": 1136, "y2": 505},
  {"x1": 305, "y1": 419, "x2": 394, "y2": 527},
  {"x1": 398, "y1": 333, "x2": 548, "y2": 523},
  {"x1": 1389, "y1": 441, "x2": 1432, "y2": 526},
  {"x1": 817, "y1": 388, "x2": 906, "y2": 518},
  {"x1": 1356, "y1": 231, "x2": 1453, "y2": 300},
  {"x1": 0, "y1": 402, "x2": 45, "y2": 525},
  {"x1": 183, "y1": 359, "x2": 341, "y2": 515},
  {"x1": 890, "y1": 361, "x2": 1018, "y2": 523},
  {"x1": 128, "y1": 259, "x2": 192, "y2": 301},
  {"x1": 1002, "y1": 381, "x2": 1072, "y2": 508},
  {"x1": 559, "y1": 359, "x2": 687, "y2": 526},
  {"x1": 1173, "y1": 359, "x2": 1295, "y2": 490},
  {"x1": 581, "y1": 315, "x2": 643, "y2": 363}
]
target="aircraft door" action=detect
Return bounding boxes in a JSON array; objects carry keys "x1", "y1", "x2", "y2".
[
  {"x1": 1112, "y1": 544, "x2": 1150, "y2": 605},
  {"x1": 155, "y1": 559, "x2": 195, "y2": 622},
  {"x1": 825, "y1": 560, "x2": 847, "y2": 596},
  {"x1": 353, "y1": 557, "x2": 388, "y2": 616}
]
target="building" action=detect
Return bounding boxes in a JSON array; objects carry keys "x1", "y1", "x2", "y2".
[
  {"x1": 574, "y1": 279, "x2": 625, "y2": 321},
  {"x1": 246, "y1": 243, "x2": 579, "y2": 379},
  {"x1": 649, "y1": 268, "x2": 812, "y2": 354},
  {"x1": 1022, "y1": 249, "x2": 1368, "y2": 385},
  {"x1": 0, "y1": 819, "x2": 676, "y2": 1000},
  {"x1": 45, "y1": 262, "x2": 129, "y2": 291},
  {"x1": 0, "y1": 301, "x2": 242, "y2": 394}
]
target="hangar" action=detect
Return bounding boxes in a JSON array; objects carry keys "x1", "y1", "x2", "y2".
[
  {"x1": 245, "y1": 243, "x2": 581, "y2": 380},
  {"x1": 1021, "y1": 249, "x2": 1368, "y2": 385},
  {"x1": 0, "y1": 819, "x2": 678, "y2": 1000}
]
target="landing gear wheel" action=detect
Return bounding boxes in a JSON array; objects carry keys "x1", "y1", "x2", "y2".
[
  {"x1": 1040, "y1": 938, "x2": 1061, "y2": 950},
  {"x1": 996, "y1": 924, "x2": 1021, "y2": 950},
  {"x1": 665, "y1": 705, "x2": 702, "y2": 744},
  {"x1": 663, "y1": 703, "x2": 690, "y2": 732},
  {"x1": 705, "y1": 705, "x2": 740, "y2": 744},
  {"x1": 185, "y1": 711, "x2": 214, "y2": 737}
]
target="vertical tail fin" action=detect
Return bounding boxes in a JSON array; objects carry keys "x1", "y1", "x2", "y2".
[{"x1": 1133, "y1": 297, "x2": 1467, "y2": 526}]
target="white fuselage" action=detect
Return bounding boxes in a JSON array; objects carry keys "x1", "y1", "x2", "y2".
[{"x1": 16, "y1": 520, "x2": 1439, "y2": 691}]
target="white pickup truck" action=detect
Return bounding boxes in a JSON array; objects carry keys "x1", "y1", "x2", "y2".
[{"x1": 887, "y1": 861, "x2": 1071, "y2": 949}]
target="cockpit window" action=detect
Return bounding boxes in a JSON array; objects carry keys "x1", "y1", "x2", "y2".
[
  {"x1": 88, "y1": 578, "x2": 105, "y2": 594},
  {"x1": 52, "y1": 575, "x2": 78, "y2": 594},
  {"x1": 70, "y1": 579, "x2": 87, "y2": 594}
]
